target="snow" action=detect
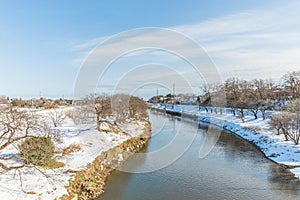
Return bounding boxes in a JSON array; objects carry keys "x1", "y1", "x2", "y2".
[
  {"x1": 0, "y1": 107, "x2": 146, "y2": 200},
  {"x1": 152, "y1": 104, "x2": 300, "y2": 179},
  {"x1": 2, "y1": 104, "x2": 299, "y2": 199}
]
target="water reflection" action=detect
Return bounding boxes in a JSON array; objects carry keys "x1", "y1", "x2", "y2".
[{"x1": 99, "y1": 111, "x2": 300, "y2": 200}]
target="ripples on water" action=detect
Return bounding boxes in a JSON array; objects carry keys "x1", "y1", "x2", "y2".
[{"x1": 99, "y1": 111, "x2": 300, "y2": 200}]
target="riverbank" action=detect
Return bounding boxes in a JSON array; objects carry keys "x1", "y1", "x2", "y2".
[
  {"x1": 150, "y1": 104, "x2": 300, "y2": 179},
  {"x1": 0, "y1": 107, "x2": 150, "y2": 200},
  {"x1": 60, "y1": 124, "x2": 151, "y2": 200}
]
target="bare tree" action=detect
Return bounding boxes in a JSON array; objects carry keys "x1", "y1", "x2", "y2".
[
  {"x1": 236, "y1": 79, "x2": 262, "y2": 120},
  {"x1": 199, "y1": 86, "x2": 210, "y2": 113},
  {"x1": 48, "y1": 109, "x2": 66, "y2": 127},
  {"x1": 285, "y1": 99, "x2": 300, "y2": 145},
  {"x1": 250, "y1": 79, "x2": 274, "y2": 120},
  {"x1": 75, "y1": 94, "x2": 148, "y2": 132},
  {"x1": 199, "y1": 84, "x2": 216, "y2": 113},
  {"x1": 224, "y1": 78, "x2": 274, "y2": 120},
  {"x1": 288, "y1": 99, "x2": 300, "y2": 113},
  {"x1": 0, "y1": 106, "x2": 40, "y2": 171},
  {"x1": 111, "y1": 94, "x2": 148, "y2": 123},
  {"x1": 269, "y1": 113, "x2": 283, "y2": 135},
  {"x1": 129, "y1": 96, "x2": 148, "y2": 120},
  {"x1": 95, "y1": 95, "x2": 112, "y2": 130},
  {"x1": 73, "y1": 94, "x2": 112, "y2": 130},
  {"x1": 269, "y1": 112, "x2": 292, "y2": 141},
  {"x1": 282, "y1": 71, "x2": 300, "y2": 99},
  {"x1": 224, "y1": 77, "x2": 241, "y2": 116},
  {"x1": 286, "y1": 118, "x2": 300, "y2": 145},
  {"x1": 235, "y1": 100, "x2": 248, "y2": 123},
  {"x1": 270, "y1": 100, "x2": 300, "y2": 144},
  {"x1": 73, "y1": 94, "x2": 97, "y2": 124},
  {"x1": 111, "y1": 94, "x2": 130, "y2": 124}
]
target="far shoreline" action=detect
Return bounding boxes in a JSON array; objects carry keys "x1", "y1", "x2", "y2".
[{"x1": 150, "y1": 105, "x2": 300, "y2": 180}]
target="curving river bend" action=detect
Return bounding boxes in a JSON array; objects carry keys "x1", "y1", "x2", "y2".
[{"x1": 98, "y1": 110, "x2": 300, "y2": 200}]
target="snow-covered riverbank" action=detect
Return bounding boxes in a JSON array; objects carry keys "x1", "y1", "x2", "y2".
[
  {"x1": 150, "y1": 104, "x2": 300, "y2": 179},
  {"x1": 0, "y1": 107, "x2": 149, "y2": 200}
]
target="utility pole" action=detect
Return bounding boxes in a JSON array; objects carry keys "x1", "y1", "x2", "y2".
[
  {"x1": 31, "y1": 96, "x2": 33, "y2": 108},
  {"x1": 173, "y1": 83, "x2": 175, "y2": 96},
  {"x1": 155, "y1": 88, "x2": 158, "y2": 103}
]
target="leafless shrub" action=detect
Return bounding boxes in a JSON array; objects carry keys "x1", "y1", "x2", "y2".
[
  {"x1": 40, "y1": 121, "x2": 60, "y2": 142},
  {"x1": 65, "y1": 109, "x2": 75, "y2": 121},
  {"x1": 129, "y1": 96, "x2": 148, "y2": 120},
  {"x1": 94, "y1": 95, "x2": 112, "y2": 130},
  {"x1": 111, "y1": 94, "x2": 130, "y2": 124},
  {"x1": 0, "y1": 106, "x2": 40, "y2": 171},
  {"x1": 74, "y1": 94, "x2": 147, "y2": 132},
  {"x1": 285, "y1": 99, "x2": 300, "y2": 145},
  {"x1": 269, "y1": 101, "x2": 300, "y2": 145},
  {"x1": 48, "y1": 109, "x2": 66, "y2": 127},
  {"x1": 286, "y1": 119, "x2": 300, "y2": 145},
  {"x1": 281, "y1": 71, "x2": 300, "y2": 99},
  {"x1": 269, "y1": 112, "x2": 292, "y2": 141}
]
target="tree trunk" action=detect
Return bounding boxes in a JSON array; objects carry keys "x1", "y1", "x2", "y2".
[
  {"x1": 96, "y1": 115, "x2": 100, "y2": 131},
  {"x1": 240, "y1": 109, "x2": 245, "y2": 123},
  {"x1": 251, "y1": 110, "x2": 258, "y2": 119},
  {"x1": 276, "y1": 128, "x2": 280, "y2": 135},
  {"x1": 282, "y1": 129, "x2": 289, "y2": 141},
  {"x1": 261, "y1": 110, "x2": 266, "y2": 120},
  {"x1": 204, "y1": 107, "x2": 208, "y2": 113}
]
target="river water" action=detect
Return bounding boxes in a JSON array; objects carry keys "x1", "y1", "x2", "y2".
[{"x1": 98, "y1": 110, "x2": 300, "y2": 200}]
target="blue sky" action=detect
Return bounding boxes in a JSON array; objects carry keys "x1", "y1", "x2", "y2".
[{"x1": 0, "y1": 0, "x2": 299, "y2": 98}]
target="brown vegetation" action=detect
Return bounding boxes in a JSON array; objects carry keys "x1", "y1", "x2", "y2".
[
  {"x1": 63, "y1": 144, "x2": 82, "y2": 155},
  {"x1": 19, "y1": 136, "x2": 64, "y2": 168},
  {"x1": 61, "y1": 127, "x2": 151, "y2": 200},
  {"x1": 75, "y1": 94, "x2": 148, "y2": 131},
  {"x1": 0, "y1": 106, "x2": 40, "y2": 171}
]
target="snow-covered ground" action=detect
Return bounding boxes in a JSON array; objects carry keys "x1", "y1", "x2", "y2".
[
  {"x1": 0, "y1": 107, "x2": 146, "y2": 200},
  {"x1": 151, "y1": 104, "x2": 300, "y2": 179}
]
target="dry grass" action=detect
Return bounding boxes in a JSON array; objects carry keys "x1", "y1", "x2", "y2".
[
  {"x1": 244, "y1": 126, "x2": 261, "y2": 133},
  {"x1": 63, "y1": 144, "x2": 82, "y2": 155},
  {"x1": 42, "y1": 159, "x2": 65, "y2": 169}
]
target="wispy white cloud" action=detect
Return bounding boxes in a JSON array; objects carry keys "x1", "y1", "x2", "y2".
[
  {"x1": 69, "y1": 36, "x2": 108, "y2": 65},
  {"x1": 172, "y1": 1, "x2": 300, "y2": 81},
  {"x1": 70, "y1": 36, "x2": 107, "y2": 52},
  {"x1": 72, "y1": 0, "x2": 300, "y2": 95}
]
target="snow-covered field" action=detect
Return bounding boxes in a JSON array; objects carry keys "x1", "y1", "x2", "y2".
[
  {"x1": 152, "y1": 104, "x2": 300, "y2": 179},
  {"x1": 0, "y1": 107, "x2": 146, "y2": 200},
  {"x1": 2, "y1": 104, "x2": 299, "y2": 199}
]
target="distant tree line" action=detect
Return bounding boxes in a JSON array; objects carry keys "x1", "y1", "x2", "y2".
[
  {"x1": 198, "y1": 71, "x2": 300, "y2": 145},
  {"x1": 0, "y1": 96, "x2": 72, "y2": 109},
  {"x1": 74, "y1": 94, "x2": 148, "y2": 131},
  {"x1": 150, "y1": 71, "x2": 300, "y2": 145},
  {"x1": 199, "y1": 71, "x2": 299, "y2": 116}
]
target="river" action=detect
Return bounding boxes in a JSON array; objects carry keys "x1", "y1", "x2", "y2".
[{"x1": 98, "y1": 110, "x2": 300, "y2": 200}]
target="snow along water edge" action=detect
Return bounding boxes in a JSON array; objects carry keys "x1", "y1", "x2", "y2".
[
  {"x1": 0, "y1": 107, "x2": 149, "y2": 200},
  {"x1": 150, "y1": 104, "x2": 300, "y2": 179}
]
